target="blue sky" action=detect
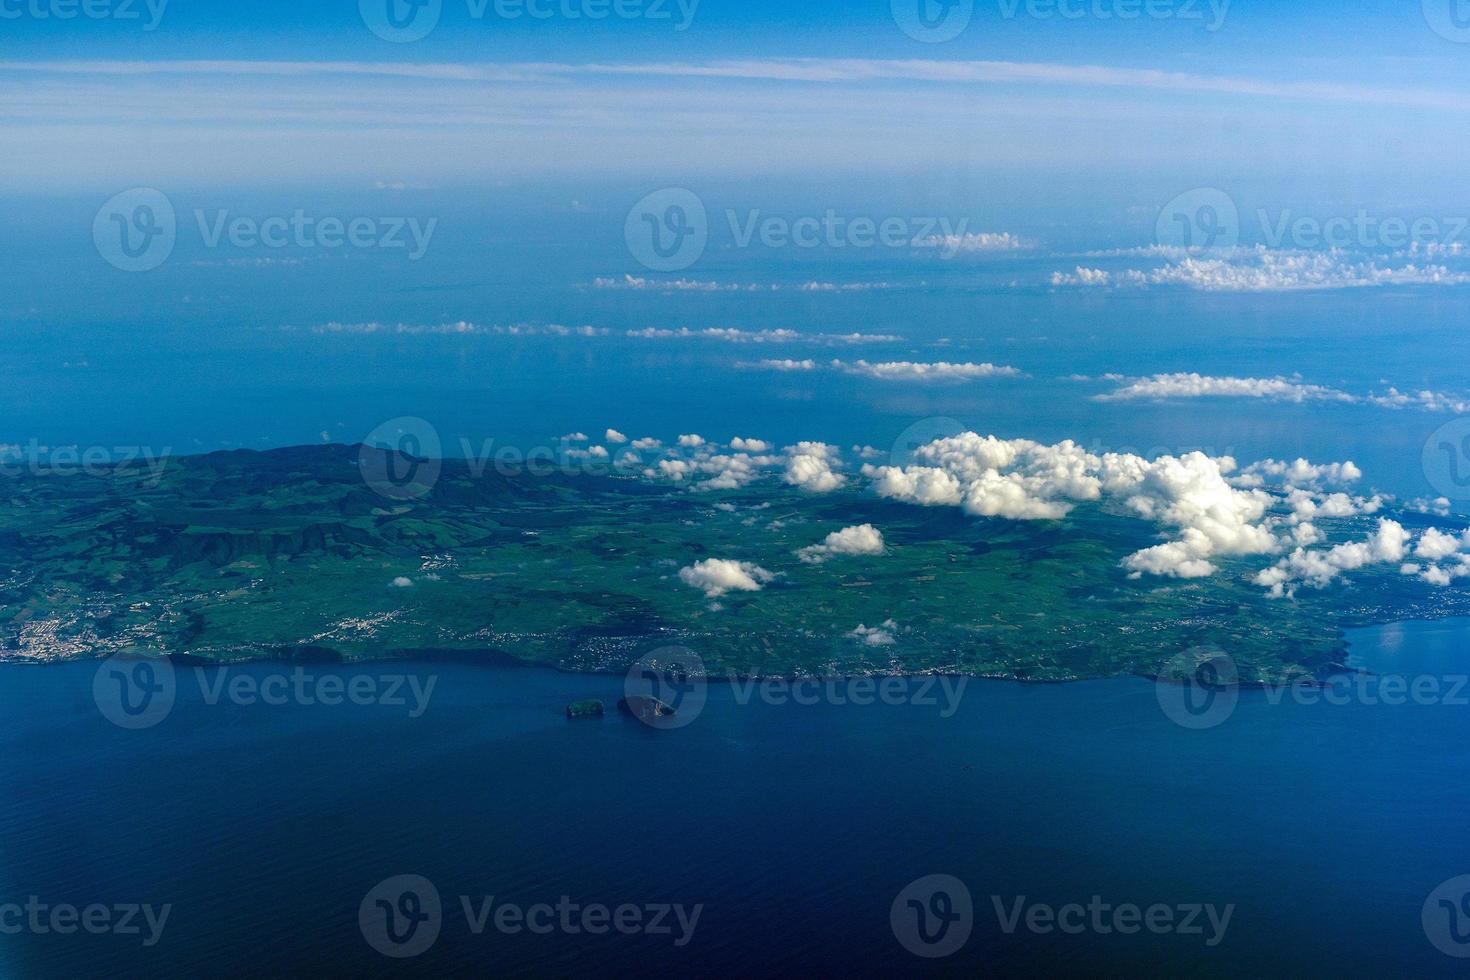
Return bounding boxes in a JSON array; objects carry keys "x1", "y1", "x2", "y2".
[
  {"x1": 3, "y1": 0, "x2": 1468, "y2": 68},
  {"x1": 7, "y1": 1, "x2": 1470, "y2": 495},
  {"x1": 5, "y1": 1, "x2": 1470, "y2": 207}
]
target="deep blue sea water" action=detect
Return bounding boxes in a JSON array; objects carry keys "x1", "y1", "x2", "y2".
[
  {"x1": 4, "y1": 191, "x2": 1470, "y2": 504},
  {"x1": 3, "y1": 620, "x2": 1470, "y2": 977},
  {"x1": 5, "y1": 188, "x2": 1470, "y2": 974}
]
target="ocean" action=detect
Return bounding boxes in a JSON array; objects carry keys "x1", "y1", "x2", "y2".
[
  {"x1": 3, "y1": 619, "x2": 1469, "y2": 976},
  {"x1": 3, "y1": 190, "x2": 1468, "y2": 505}
]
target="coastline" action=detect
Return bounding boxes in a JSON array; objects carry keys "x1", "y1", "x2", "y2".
[{"x1": 0, "y1": 633, "x2": 1372, "y2": 688}]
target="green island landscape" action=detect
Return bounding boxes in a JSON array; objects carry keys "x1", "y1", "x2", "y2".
[{"x1": 1, "y1": 443, "x2": 1465, "y2": 686}]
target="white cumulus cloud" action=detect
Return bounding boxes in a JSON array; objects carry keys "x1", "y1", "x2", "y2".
[
  {"x1": 1096, "y1": 373, "x2": 1354, "y2": 404},
  {"x1": 784, "y1": 442, "x2": 846, "y2": 493},
  {"x1": 678, "y1": 559, "x2": 777, "y2": 597},
  {"x1": 1253, "y1": 519, "x2": 1410, "y2": 597},
  {"x1": 848, "y1": 621, "x2": 900, "y2": 646},
  {"x1": 797, "y1": 524, "x2": 887, "y2": 564},
  {"x1": 865, "y1": 433, "x2": 1279, "y2": 579},
  {"x1": 838, "y1": 360, "x2": 1021, "y2": 383}
]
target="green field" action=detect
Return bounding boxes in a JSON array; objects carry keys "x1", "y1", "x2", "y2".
[{"x1": 1, "y1": 444, "x2": 1462, "y2": 683}]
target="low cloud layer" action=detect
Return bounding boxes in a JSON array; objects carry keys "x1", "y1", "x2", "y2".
[
  {"x1": 865, "y1": 434, "x2": 1318, "y2": 580},
  {"x1": 744, "y1": 358, "x2": 1021, "y2": 383},
  {"x1": 585, "y1": 429, "x2": 1466, "y2": 598},
  {"x1": 678, "y1": 559, "x2": 778, "y2": 597},
  {"x1": 594, "y1": 276, "x2": 898, "y2": 295},
  {"x1": 1051, "y1": 248, "x2": 1470, "y2": 293},
  {"x1": 1092, "y1": 373, "x2": 1469, "y2": 414},
  {"x1": 797, "y1": 524, "x2": 886, "y2": 564},
  {"x1": 1096, "y1": 373, "x2": 1355, "y2": 404}
]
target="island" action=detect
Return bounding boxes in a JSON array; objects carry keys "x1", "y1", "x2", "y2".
[{"x1": 1, "y1": 442, "x2": 1465, "y2": 686}]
